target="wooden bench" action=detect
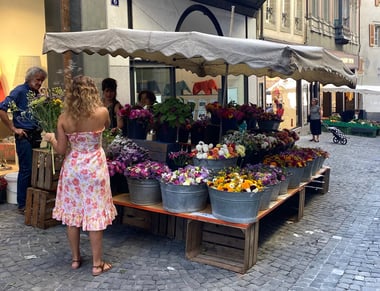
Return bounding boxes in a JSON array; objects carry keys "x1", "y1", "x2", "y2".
[{"x1": 113, "y1": 167, "x2": 330, "y2": 273}]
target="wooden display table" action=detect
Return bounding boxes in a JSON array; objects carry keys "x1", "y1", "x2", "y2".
[{"x1": 113, "y1": 167, "x2": 330, "y2": 273}]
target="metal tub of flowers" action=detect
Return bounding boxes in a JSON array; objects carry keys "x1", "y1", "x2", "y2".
[
  {"x1": 207, "y1": 169, "x2": 265, "y2": 224},
  {"x1": 125, "y1": 160, "x2": 170, "y2": 205},
  {"x1": 192, "y1": 142, "x2": 245, "y2": 173},
  {"x1": 160, "y1": 165, "x2": 210, "y2": 213}
]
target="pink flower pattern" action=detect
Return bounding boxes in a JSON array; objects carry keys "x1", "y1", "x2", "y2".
[{"x1": 53, "y1": 130, "x2": 117, "y2": 231}]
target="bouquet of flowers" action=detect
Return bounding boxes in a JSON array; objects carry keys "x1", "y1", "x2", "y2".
[
  {"x1": 161, "y1": 165, "x2": 210, "y2": 185},
  {"x1": 25, "y1": 87, "x2": 64, "y2": 132},
  {"x1": 23, "y1": 87, "x2": 64, "y2": 174},
  {"x1": 263, "y1": 151, "x2": 307, "y2": 168},
  {"x1": 207, "y1": 169, "x2": 264, "y2": 192},
  {"x1": 125, "y1": 160, "x2": 170, "y2": 180},
  {"x1": 257, "y1": 111, "x2": 282, "y2": 121},
  {"x1": 191, "y1": 115, "x2": 210, "y2": 130},
  {"x1": 205, "y1": 101, "x2": 244, "y2": 121},
  {"x1": 223, "y1": 131, "x2": 278, "y2": 153},
  {"x1": 192, "y1": 141, "x2": 245, "y2": 159},
  {"x1": 118, "y1": 104, "x2": 153, "y2": 126},
  {"x1": 243, "y1": 163, "x2": 286, "y2": 185},
  {"x1": 106, "y1": 135, "x2": 150, "y2": 176},
  {"x1": 237, "y1": 103, "x2": 263, "y2": 120}
]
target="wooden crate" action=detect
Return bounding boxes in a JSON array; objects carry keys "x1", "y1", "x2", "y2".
[
  {"x1": 186, "y1": 221, "x2": 256, "y2": 274},
  {"x1": 122, "y1": 207, "x2": 152, "y2": 230},
  {"x1": 25, "y1": 187, "x2": 59, "y2": 229},
  {"x1": 31, "y1": 149, "x2": 64, "y2": 191},
  {"x1": 151, "y1": 213, "x2": 187, "y2": 241}
]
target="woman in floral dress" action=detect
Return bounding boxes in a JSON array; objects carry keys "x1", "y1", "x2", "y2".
[{"x1": 44, "y1": 75, "x2": 117, "y2": 276}]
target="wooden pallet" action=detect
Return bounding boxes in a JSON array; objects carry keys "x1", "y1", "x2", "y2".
[
  {"x1": 31, "y1": 149, "x2": 64, "y2": 191},
  {"x1": 25, "y1": 187, "x2": 59, "y2": 229}
]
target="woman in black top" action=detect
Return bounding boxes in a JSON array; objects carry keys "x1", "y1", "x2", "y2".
[{"x1": 101, "y1": 78, "x2": 123, "y2": 133}]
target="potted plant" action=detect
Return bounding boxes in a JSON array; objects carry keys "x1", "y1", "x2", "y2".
[
  {"x1": 159, "y1": 165, "x2": 210, "y2": 213},
  {"x1": 105, "y1": 135, "x2": 150, "y2": 194},
  {"x1": 124, "y1": 160, "x2": 170, "y2": 205},
  {"x1": 257, "y1": 111, "x2": 283, "y2": 132},
  {"x1": 237, "y1": 103, "x2": 263, "y2": 130},
  {"x1": 118, "y1": 104, "x2": 153, "y2": 139},
  {"x1": 206, "y1": 169, "x2": 265, "y2": 223},
  {"x1": 205, "y1": 101, "x2": 244, "y2": 135},
  {"x1": 222, "y1": 131, "x2": 278, "y2": 165},
  {"x1": 263, "y1": 150, "x2": 307, "y2": 189},
  {"x1": 168, "y1": 149, "x2": 192, "y2": 170},
  {"x1": 191, "y1": 141, "x2": 245, "y2": 172},
  {"x1": 242, "y1": 163, "x2": 283, "y2": 204},
  {"x1": 152, "y1": 97, "x2": 195, "y2": 143},
  {"x1": 190, "y1": 115, "x2": 210, "y2": 145}
]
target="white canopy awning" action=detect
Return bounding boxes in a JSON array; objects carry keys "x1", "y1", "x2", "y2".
[
  {"x1": 322, "y1": 84, "x2": 380, "y2": 95},
  {"x1": 42, "y1": 28, "x2": 356, "y2": 88}
]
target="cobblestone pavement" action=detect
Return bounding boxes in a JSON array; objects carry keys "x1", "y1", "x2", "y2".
[{"x1": 1, "y1": 132, "x2": 380, "y2": 290}]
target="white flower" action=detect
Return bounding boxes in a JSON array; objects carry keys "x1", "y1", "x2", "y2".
[
  {"x1": 196, "y1": 144, "x2": 202, "y2": 151},
  {"x1": 202, "y1": 145, "x2": 209, "y2": 152}
]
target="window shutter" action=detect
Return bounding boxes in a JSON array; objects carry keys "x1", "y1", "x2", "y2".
[{"x1": 369, "y1": 24, "x2": 375, "y2": 47}]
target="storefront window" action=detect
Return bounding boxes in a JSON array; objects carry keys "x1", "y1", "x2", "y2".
[{"x1": 133, "y1": 62, "x2": 173, "y2": 104}]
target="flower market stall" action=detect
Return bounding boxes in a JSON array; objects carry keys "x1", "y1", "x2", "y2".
[
  {"x1": 42, "y1": 28, "x2": 338, "y2": 273},
  {"x1": 103, "y1": 128, "x2": 330, "y2": 273}
]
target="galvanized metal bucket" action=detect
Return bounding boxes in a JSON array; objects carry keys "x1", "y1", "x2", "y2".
[
  {"x1": 208, "y1": 186, "x2": 263, "y2": 223},
  {"x1": 160, "y1": 182, "x2": 208, "y2": 213},
  {"x1": 127, "y1": 178, "x2": 161, "y2": 205}
]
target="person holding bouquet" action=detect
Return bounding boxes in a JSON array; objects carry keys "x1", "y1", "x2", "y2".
[
  {"x1": 0, "y1": 66, "x2": 47, "y2": 214},
  {"x1": 44, "y1": 75, "x2": 117, "y2": 276}
]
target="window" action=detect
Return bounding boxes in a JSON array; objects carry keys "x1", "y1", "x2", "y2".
[
  {"x1": 369, "y1": 24, "x2": 380, "y2": 47},
  {"x1": 311, "y1": 0, "x2": 320, "y2": 17},
  {"x1": 294, "y1": 0, "x2": 303, "y2": 32},
  {"x1": 132, "y1": 62, "x2": 173, "y2": 104},
  {"x1": 265, "y1": 0, "x2": 276, "y2": 26},
  {"x1": 323, "y1": 0, "x2": 330, "y2": 22},
  {"x1": 281, "y1": 0, "x2": 291, "y2": 29},
  {"x1": 342, "y1": 0, "x2": 350, "y2": 27}
]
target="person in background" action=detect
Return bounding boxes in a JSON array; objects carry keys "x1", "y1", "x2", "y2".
[
  {"x1": 0, "y1": 66, "x2": 47, "y2": 214},
  {"x1": 101, "y1": 78, "x2": 123, "y2": 133},
  {"x1": 137, "y1": 90, "x2": 156, "y2": 108},
  {"x1": 265, "y1": 103, "x2": 273, "y2": 113},
  {"x1": 44, "y1": 75, "x2": 117, "y2": 276},
  {"x1": 276, "y1": 103, "x2": 284, "y2": 119},
  {"x1": 309, "y1": 98, "x2": 322, "y2": 142}
]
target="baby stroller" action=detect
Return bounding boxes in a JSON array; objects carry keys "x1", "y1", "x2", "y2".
[{"x1": 323, "y1": 123, "x2": 347, "y2": 145}]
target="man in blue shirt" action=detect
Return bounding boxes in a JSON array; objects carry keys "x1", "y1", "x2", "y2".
[{"x1": 0, "y1": 66, "x2": 47, "y2": 214}]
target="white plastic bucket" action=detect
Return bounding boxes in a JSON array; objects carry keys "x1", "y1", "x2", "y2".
[{"x1": 5, "y1": 172, "x2": 18, "y2": 204}]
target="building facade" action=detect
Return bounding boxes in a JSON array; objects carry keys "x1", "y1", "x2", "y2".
[{"x1": 260, "y1": 0, "x2": 360, "y2": 129}]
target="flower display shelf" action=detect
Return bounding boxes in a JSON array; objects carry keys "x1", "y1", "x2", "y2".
[{"x1": 113, "y1": 167, "x2": 330, "y2": 274}]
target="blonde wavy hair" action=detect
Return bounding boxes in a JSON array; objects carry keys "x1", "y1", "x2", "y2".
[{"x1": 64, "y1": 75, "x2": 103, "y2": 121}]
